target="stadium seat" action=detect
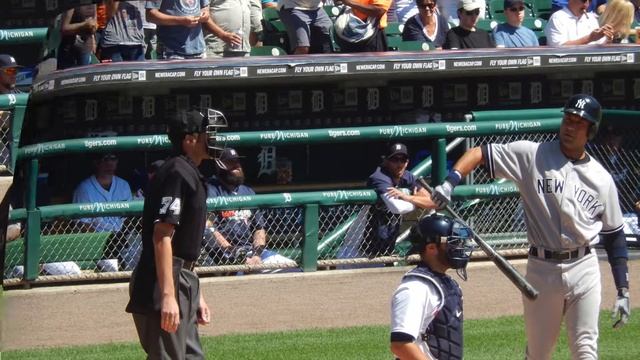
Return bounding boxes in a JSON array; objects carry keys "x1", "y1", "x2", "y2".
[
  {"x1": 522, "y1": 17, "x2": 546, "y2": 31},
  {"x1": 476, "y1": 19, "x2": 499, "y2": 31},
  {"x1": 397, "y1": 40, "x2": 433, "y2": 51},
  {"x1": 263, "y1": 7, "x2": 280, "y2": 22},
  {"x1": 250, "y1": 45, "x2": 287, "y2": 56},
  {"x1": 385, "y1": 22, "x2": 404, "y2": 51},
  {"x1": 323, "y1": 5, "x2": 341, "y2": 21},
  {"x1": 530, "y1": 0, "x2": 552, "y2": 20}
]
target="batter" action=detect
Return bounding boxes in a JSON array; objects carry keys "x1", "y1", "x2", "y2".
[{"x1": 432, "y1": 94, "x2": 630, "y2": 359}]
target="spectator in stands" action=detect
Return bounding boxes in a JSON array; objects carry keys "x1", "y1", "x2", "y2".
[
  {"x1": 100, "y1": 0, "x2": 146, "y2": 62},
  {"x1": 443, "y1": 0, "x2": 496, "y2": 49},
  {"x1": 204, "y1": 0, "x2": 263, "y2": 57},
  {"x1": 278, "y1": 0, "x2": 333, "y2": 54},
  {"x1": 633, "y1": 0, "x2": 640, "y2": 22},
  {"x1": 0, "y1": 55, "x2": 22, "y2": 95},
  {"x1": 96, "y1": 1, "x2": 109, "y2": 55},
  {"x1": 392, "y1": 0, "x2": 419, "y2": 24},
  {"x1": 145, "y1": 0, "x2": 210, "y2": 59},
  {"x1": 335, "y1": 0, "x2": 393, "y2": 52},
  {"x1": 493, "y1": 0, "x2": 539, "y2": 47},
  {"x1": 141, "y1": 5, "x2": 158, "y2": 59},
  {"x1": 544, "y1": 0, "x2": 615, "y2": 46},
  {"x1": 552, "y1": 0, "x2": 607, "y2": 16},
  {"x1": 204, "y1": 148, "x2": 296, "y2": 270},
  {"x1": 439, "y1": 0, "x2": 485, "y2": 26},
  {"x1": 599, "y1": 0, "x2": 635, "y2": 43},
  {"x1": 58, "y1": 5, "x2": 98, "y2": 69},
  {"x1": 364, "y1": 143, "x2": 436, "y2": 258},
  {"x1": 402, "y1": 0, "x2": 450, "y2": 48},
  {"x1": 73, "y1": 152, "x2": 133, "y2": 272}
]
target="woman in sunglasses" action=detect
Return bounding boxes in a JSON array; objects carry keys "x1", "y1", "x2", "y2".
[
  {"x1": 402, "y1": 0, "x2": 450, "y2": 48},
  {"x1": 493, "y1": 0, "x2": 539, "y2": 47},
  {"x1": 443, "y1": 0, "x2": 496, "y2": 49}
]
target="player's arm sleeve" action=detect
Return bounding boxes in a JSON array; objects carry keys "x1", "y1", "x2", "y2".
[
  {"x1": 482, "y1": 141, "x2": 534, "y2": 182},
  {"x1": 153, "y1": 173, "x2": 186, "y2": 226},
  {"x1": 600, "y1": 181, "x2": 628, "y2": 289},
  {"x1": 390, "y1": 278, "x2": 435, "y2": 342},
  {"x1": 368, "y1": 173, "x2": 393, "y2": 196},
  {"x1": 381, "y1": 192, "x2": 416, "y2": 214}
]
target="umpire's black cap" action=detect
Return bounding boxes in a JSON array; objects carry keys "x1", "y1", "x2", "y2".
[{"x1": 168, "y1": 109, "x2": 208, "y2": 135}]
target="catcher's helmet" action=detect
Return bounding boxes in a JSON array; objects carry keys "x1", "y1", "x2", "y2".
[
  {"x1": 563, "y1": 94, "x2": 602, "y2": 140},
  {"x1": 409, "y1": 214, "x2": 475, "y2": 271},
  {"x1": 168, "y1": 108, "x2": 228, "y2": 160}
]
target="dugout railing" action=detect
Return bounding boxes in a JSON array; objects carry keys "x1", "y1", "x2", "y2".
[{"x1": 4, "y1": 92, "x2": 640, "y2": 285}]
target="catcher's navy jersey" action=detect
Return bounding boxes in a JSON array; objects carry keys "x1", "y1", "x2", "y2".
[
  {"x1": 484, "y1": 140, "x2": 624, "y2": 250},
  {"x1": 391, "y1": 266, "x2": 463, "y2": 359}
]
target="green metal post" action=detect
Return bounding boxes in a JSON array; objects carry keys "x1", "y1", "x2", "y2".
[
  {"x1": 302, "y1": 204, "x2": 319, "y2": 272},
  {"x1": 431, "y1": 138, "x2": 447, "y2": 185},
  {"x1": 24, "y1": 159, "x2": 40, "y2": 281}
]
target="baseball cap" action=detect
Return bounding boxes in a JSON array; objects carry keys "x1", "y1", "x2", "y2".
[
  {"x1": 168, "y1": 109, "x2": 208, "y2": 134},
  {"x1": 148, "y1": 159, "x2": 165, "y2": 173},
  {"x1": 458, "y1": 0, "x2": 484, "y2": 10},
  {"x1": 0, "y1": 54, "x2": 19, "y2": 68},
  {"x1": 503, "y1": 0, "x2": 524, "y2": 8},
  {"x1": 386, "y1": 143, "x2": 409, "y2": 159},
  {"x1": 219, "y1": 148, "x2": 245, "y2": 161}
]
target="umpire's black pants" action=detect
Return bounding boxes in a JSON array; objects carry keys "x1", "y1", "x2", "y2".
[{"x1": 133, "y1": 268, "x2": 203, "y2": 360}]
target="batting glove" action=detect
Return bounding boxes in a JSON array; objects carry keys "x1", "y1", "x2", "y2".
[
  {"x1": 432, "y1": 181, "x2": 454, "y2": 210},
  {"x1": 612, "y1": 287, "x2": 630, "y2": 329}
]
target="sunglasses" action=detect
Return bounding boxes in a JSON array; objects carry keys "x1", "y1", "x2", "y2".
[
  {"x1": 418, "y1": 2, "x2": 437, "y2": 9},
  {"x1": 100, "y1": 155, "x2": 118, "y2": 162},
  {"x1": 508, "y1": 6, "x2": 525, "y2": 11},
  {"x1": 388, "y1": 156, "x2": 409, "y2": 163},
  {"x1": 463, "y1": 8, "x2": 480, "y2": 16},
  {"x1": 1, "y1": 67, "x2": 17, "y2": 76}
]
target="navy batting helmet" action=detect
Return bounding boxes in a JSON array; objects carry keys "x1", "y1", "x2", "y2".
[
  {"x1": 563, "y1": 94, "x2": 602, "y2": 140},
  {"x1": 408, "y1": 214, "x2": 475, "y2": 271}
]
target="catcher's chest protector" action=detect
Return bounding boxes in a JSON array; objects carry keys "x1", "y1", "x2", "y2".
[{"x1": 410, "y1": 267, "x2": 464, "y2": 360}]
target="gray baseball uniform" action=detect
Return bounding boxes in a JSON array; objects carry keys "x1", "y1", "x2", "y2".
[{"x1": 484, "y1": 139, "x2": 624, "y2": 359}]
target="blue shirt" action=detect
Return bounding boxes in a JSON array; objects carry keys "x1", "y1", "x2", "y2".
[
  {"x1": 146, "y1": 0, "x2": 210, "y2": 56},
  {"x1": 207, "y1": 178, "x2": 265, "y2": 246},
  {"x1": 73, "y1": 175, "x2": 133, "y2": 232},
  {"x1": 493, "y1": 23, "x2": 539, "y2": 48},
  {"x1": 365, "y1": 167, "x2": 420, "y2": 256}
]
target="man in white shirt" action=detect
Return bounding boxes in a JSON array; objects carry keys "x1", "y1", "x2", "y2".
[{"x1": 544, "y1": 0, "x2": 614, "y2": 46}]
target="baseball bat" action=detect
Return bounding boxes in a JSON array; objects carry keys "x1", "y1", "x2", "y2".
[{"x1": 417, "y1": 177, "x2": 539, "y2": 300}]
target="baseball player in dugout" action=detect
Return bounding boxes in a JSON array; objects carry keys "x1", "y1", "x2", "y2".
[
  {"x1": 366, "y1": 143, "x2": 436, "y2": 257},
  {"x1": 390, "y1": 213, "x2": 475, "y2": 360},
  {"x1": 126, "y1": 108, "x2": 228, "y2": 359},
  {"x1": 432, "y1": 94, "x2": 630, "y2": 359}
]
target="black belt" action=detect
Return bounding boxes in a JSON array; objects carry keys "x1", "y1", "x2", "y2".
[
  {"x1": 529, "y1": 246, "x2": 590, "y2": 261},
  {"x1": 182, "y1": 260, "x2": 196, "y2": 271}
]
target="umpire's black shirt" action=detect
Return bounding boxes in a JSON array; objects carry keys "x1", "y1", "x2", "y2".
[{"x1": 126, "y1": 154, "x2": 207, "y2": 314}]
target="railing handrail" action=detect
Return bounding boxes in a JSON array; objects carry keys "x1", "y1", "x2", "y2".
[
  {"x1": 8, "y1": 183, "x2": 521, "y2": 222},
  {"x1": 17, "y1": 118, "x2": 562, "y2": 160}
]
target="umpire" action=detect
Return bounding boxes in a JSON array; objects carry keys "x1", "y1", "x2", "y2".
[{"x1": 126, "y1": 108, "x2": 227, "y2": 359}]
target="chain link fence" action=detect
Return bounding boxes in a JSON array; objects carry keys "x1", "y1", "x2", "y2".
[
  {"x1": 0, "y1": 109, "x2": 12, "y2": 169},
  {"x1": 5, "y1": 126, "x2": 640, "y2": 282}
]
